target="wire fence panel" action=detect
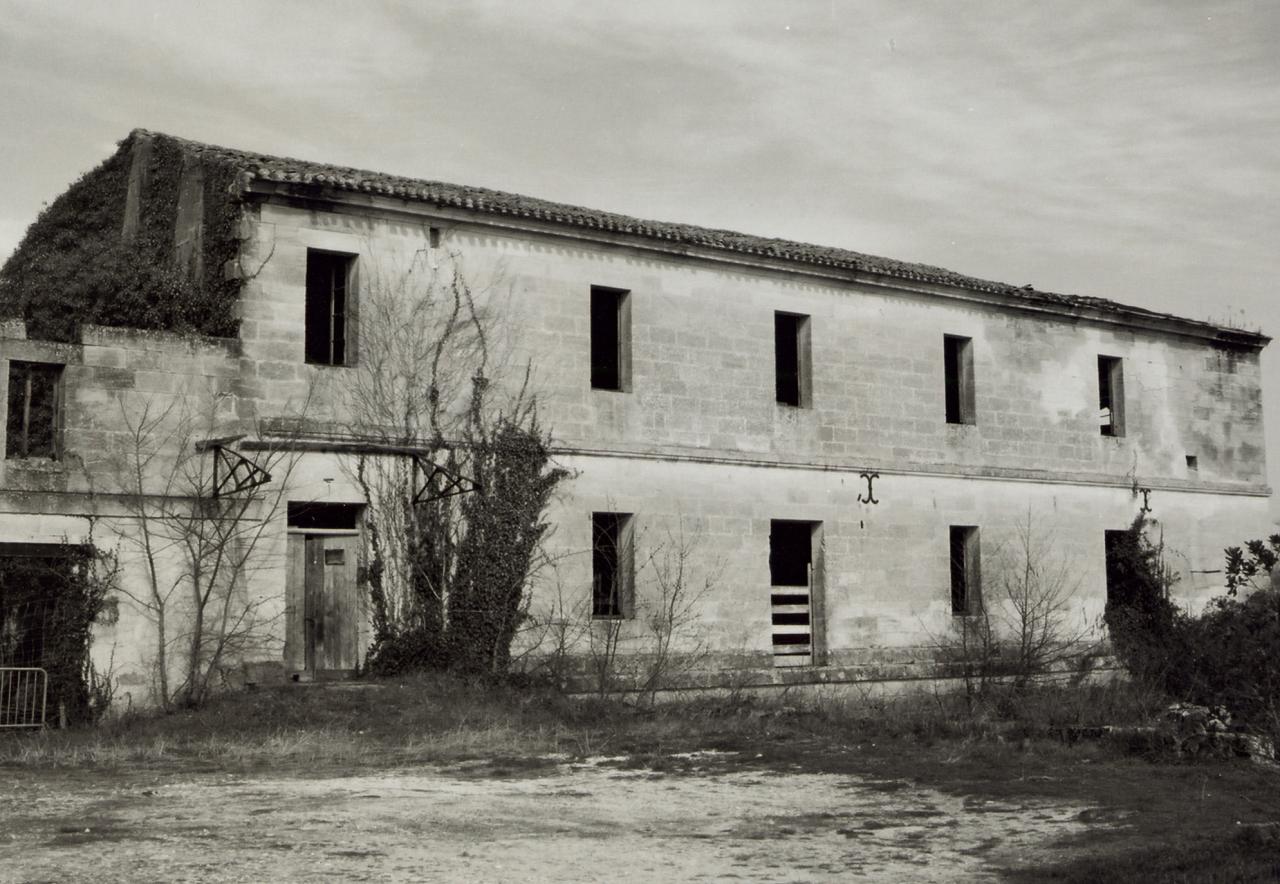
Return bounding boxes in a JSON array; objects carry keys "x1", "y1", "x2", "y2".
[{"x1": 0, "y1": 667, "x2": 47, "y2": 729}]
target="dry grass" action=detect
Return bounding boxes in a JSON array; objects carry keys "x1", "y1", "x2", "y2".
[
  {"x1": 0, "y1": 673, "x2": 1173, "y2": 770},
  {"x1": 3, "y1": 674, "x2": 1279, "y2": 881}
]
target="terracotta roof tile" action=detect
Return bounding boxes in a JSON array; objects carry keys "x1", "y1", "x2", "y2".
[{"x1": 133, "y1": 129, "x2": 1266, "y2": 346}]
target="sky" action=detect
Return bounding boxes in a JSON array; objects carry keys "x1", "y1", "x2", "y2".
[{"x1": 1, "y1": 0, "x2": 1278, "y2": 516}]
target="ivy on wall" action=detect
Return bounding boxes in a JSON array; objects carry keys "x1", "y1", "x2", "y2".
[{"x1": 0, "y1": 131, "x2": 243, "y2": 342}]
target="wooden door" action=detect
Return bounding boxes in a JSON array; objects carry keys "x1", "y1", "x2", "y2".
[{"x1": 288, "y1": 534, "x2": 360, "y2": 676}]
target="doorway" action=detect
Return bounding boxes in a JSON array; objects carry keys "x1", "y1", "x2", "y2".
[{"x1": 286, "y1": 503, "x2": 363, "y2": 678}]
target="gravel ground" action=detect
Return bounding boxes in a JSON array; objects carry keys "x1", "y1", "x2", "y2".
[{"x1": 1, "y1": 753, "x2": 1105, "y2": 883}]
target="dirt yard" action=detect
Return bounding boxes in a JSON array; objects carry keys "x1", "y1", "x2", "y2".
[{"x1": 2, "y1": 751, "x2": 1108, "y2": 883}]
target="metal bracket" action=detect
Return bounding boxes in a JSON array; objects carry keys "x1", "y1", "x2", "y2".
[
  {"x1": 210, "y1": 445, "x2": 273, "y2": 498},
  {"x1": 857, "y1": 471, "x2": 880, "y2": 505},
  {"x1": 1138, "y1": 487, "x2": 1153, "y2": 515},
  {"x1": 411, "y1": 455, "x2": 482, "y2": 504}
]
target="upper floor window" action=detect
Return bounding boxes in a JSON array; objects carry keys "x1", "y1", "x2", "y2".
[
  {"x1": 590, "y1": 286, "x2": 631, "y2": 391},
  {"x1": 6, "y1": 361, "x2": 62, "y2": 460},
  {"x1": 1098, "y1": 355, "x2": 1125, "y2": 437},
  {"x1": 775, "y1": 312, "x2": 811, "y2": 407},
  {"x1": 305, "y1": 250, "x2": 355, "y2": 366},
  {"x1": 944, "y1": 335, "x2": 975, "y2": 424}
]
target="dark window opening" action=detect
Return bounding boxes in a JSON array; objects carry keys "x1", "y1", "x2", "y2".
[
  {"x1": 1098, "y1": 355, "x2": 1124, "y2": 436},
  {"x1": 6, "y1": 361, "x2": 62, "y2": 460},
  {"x1": 770, "y1": 520, "x2": 813, "y2": 586},
  {"x1": 944, "y1": 335, "x2": 975, "y2": 424},
  {"x1": 428, "y1": 226, "x2": 442, "y2": 249},
  {"x1": 590, "y1": 286, "x2": 630, "y2": 391},
  {"x1": 1186, "y1": 455, "x2": 1198, "y2": 472},
  {"x1": 1103, "y1": 529, "x2": 1129, "y2": 606},
  {"x1": 950, "y1": 525, "x2": 981, "y2": 615},
  {"x1": 774, "y1": 312, "x2": 810, "y2": 407},
  {"x1": 592, "y1": 512, "x2": 633, "y2": 618},
  {"x1": 287, "y1": 502, "x2": 363, "y2": 531},
  {"x1": 0, "y1": 545, "x2": 88, "y2": 668},
  {"x1": 305, "y1": 250, "x2": 354, "y2": 366}
]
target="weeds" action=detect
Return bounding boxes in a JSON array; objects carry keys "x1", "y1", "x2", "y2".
[{"x1": 0, "y1": 672, "x2": 1172, "y2": 774}]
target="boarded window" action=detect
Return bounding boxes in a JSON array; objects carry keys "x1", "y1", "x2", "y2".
[
  {"x1": 1098, "y1": 355, "x2": 1124, "y2": 437},
  {"x1": 590, "y1": 286, "x2": 631, "y2": 391},
  {"x1": 950, "y1": 525, "x2": 981, "y2": 615},
  {"x1": 6, "y1": 361, "x2": 62, "y2": 460},
  {"x1": 592, "y1": 512, "x2": 634, "y2": 618},
  {"x1": 305, "y1": 250, "x2": 355, "y2": 366},
  {"x1": 769, "y1": 520, "x2": 821, "y2": 666},
  {"x1": 774, "y1": 312, "x2": 811, "y2": 407},
  {"x1": 944, "y1": 335, "x2": 975, "y2": 424}
]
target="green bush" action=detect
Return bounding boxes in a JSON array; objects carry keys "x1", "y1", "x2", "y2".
[
  {"x1": 1182, "y1": 587, "x2": 1280, "y2": 737},
  {"x1": 1103, "y1": 515, "x2": 1188, "y2": 692},
  {"x1": 1107, "y1": 519, "x2": 1280, "y2": 739}
]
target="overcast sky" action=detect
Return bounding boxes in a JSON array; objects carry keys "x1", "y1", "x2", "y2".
[{"x1": 2, "y1": 0, "x2": 1278, "y2": 515}]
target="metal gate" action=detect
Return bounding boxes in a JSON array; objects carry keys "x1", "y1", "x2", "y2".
[{"x1": 0, "y1": 667, "x2": 47, "y2": 729}]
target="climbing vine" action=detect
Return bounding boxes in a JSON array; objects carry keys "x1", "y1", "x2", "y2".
[
  {"x1": 0, "y1": 540, "x2": 118, "y2": 724},
  {"x1": 0, "y1": 131, "x2": 243, "y2": 341}
]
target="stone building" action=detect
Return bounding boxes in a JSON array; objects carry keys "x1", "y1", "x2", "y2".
[{"x1": 0, "y1": 130, "x2": 1270, "y2": 704}]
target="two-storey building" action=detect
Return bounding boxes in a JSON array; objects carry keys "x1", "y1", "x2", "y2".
[{"x1": 0, "y1": 130, "x2": 1269, "y2": 702}]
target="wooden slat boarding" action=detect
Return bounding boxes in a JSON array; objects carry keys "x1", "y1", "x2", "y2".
[{"x1": 771, "y1": 578, "x2": 812, "y2": 666}]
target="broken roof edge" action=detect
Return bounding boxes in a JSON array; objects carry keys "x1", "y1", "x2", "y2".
[{"x1": 129, "y1": 128, "x2": 1271, "y2": 350}]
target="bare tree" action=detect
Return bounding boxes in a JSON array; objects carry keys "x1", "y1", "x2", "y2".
[
  {"x1": 94, "y1": 383, "x2": 305, "y2": 707},
  {"x1": 571, "y1": 520, "x2": 720, "y2": 702},
  {"x1": 345, "y1": 247, "x2": 567, "y2": 674},
  {"x1": 936, "y1": 510, "x2": 1098, "y2": 696},
  {"x1": 635, "y1": 523, "x2": 722, "y2": 704},
  {"x1": 993, "y1": 510, "x2": 1097, "y2": 686}
]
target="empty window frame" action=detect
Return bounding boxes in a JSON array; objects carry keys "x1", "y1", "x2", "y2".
[
  {"x1": 1102, "y1": 529, "x2": 1130, "y2": 608},
  {"x1": 1098, "y1": 355, "x2": 1125, "y2": 437},
  {"x1": 769, "y1": 520, "x2": 813, "y2": 586},
  {"x1": 774, "y1": 312, "x2": 811, "y2": 407},
  {"x1": 590, "y1": 286, "x2": 631, "y2": 391},
  {"x1": 305, "y1": 250, "x2": 355, "y2": 366},
  {"x1": 592, "y1": 512, "x2": 634, "y2": 618},
  {"x1": 6, "y1": 361, "x2": 62, "y2": 460},
  {"x1": 943, "y1": 335, "x2": 975, "y2": 424},
  {"x1": 949, "y1": 525, "x2": 982, "y2": 615}
]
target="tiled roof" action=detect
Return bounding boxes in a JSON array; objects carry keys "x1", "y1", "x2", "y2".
[{"x1": 136, "y1": 129, "x2": 1266, "y2": 345}]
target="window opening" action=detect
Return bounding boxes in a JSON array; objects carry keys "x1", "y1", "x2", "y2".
[
  {"x1": 1103, "y1": 529, "x2": 1129, "y2": 607},
  {"x1": 592, "y1": 512, "x2": 633, "y2": 618},
  {"x1": 305, "y1": 250, "x2": 354, "y2": 366},
  {"x1": 590, "y1": 286, "x2": 630, "y2": 391},
  {"x1": 770, "y1": 520, "x2": 819, "y2": 666},
  {"x1": 950, "y1": 525, "x2": 981, "y2": 615},
  {"x1": 774, "y1": 312, "x2": 810, "y2": 407},
  {"x1": 944, "y1": 335, "x2": 975, "y2": 424},
  {"x1": 1098, "y1": 355, "x2": 1124, "y2": 436},
  {"x1": 287, "y1": 502, "x2": 363, "y2": 531},
  {"x1": 6, "y1": 361, "x2": 62, "y2": 460}
]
